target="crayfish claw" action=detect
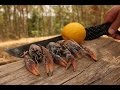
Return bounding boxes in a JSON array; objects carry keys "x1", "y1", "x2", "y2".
[
  {"x1": 71, "y1": 59, "x2": 77, "y2": 72},
  {"x1": 27, "y1": 61, "x2": 40, "y2": 76},
  {"x1": 22, "y1": 51, "x2": 40, "y2": 76},
  {"x1": 45, "y1": 63, "x2": 50, "y2": 76},
  {"x1": 41, "y1": 46, "x2": 54, "y2": 76},
  {"x1": 54, "y1": 55, "x2": 67, "y2": 67},
  {"x1": 49, "y1": 63, "x2": 54, "y2": 76},
  {"x1": 81, "y1": 46, "x2": 97, "y2": 62},
  {"x1": 65, "y1": 54, "x2": 77, "y2": 71},
  {"x1": 66, "y1": 61, "x2": 72, "y2": 70},
  {"x1": 45, "y1": 62, "x2": 54, "y2": 76},
  {"x1": 87, "y1": 50, "x2": 97, "y2": 62}
]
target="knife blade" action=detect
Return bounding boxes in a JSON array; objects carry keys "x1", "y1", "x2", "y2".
[
  {"x1": 6, "y1": 23, "x2": 120, "y2": 58},
  {"x1": 6, "y1": 35, "x2": 63, "y2": 58}
]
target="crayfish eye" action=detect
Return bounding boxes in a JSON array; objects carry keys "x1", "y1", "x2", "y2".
[{"x1": 31, "y1": 48, "x2": 35, "y2": 51}]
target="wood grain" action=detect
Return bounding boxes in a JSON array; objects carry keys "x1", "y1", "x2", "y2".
[{"x1": 0, "y1": 37, "x2": 119, "y2": 85}]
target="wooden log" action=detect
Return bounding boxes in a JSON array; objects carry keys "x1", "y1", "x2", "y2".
[
  {"x1": 0, "y1": 37, "x2": 119, "y2": 85},
  {"x1": 0, "y1": 59, "x2": 16, "y2": 65},
  {"x1": 63, "y1": 38, "x2": 120, "y2": 85}
]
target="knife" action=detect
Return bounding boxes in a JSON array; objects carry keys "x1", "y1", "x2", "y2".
[{"x1": 6, "y1": 23, "x2": 120, "y2": 58}]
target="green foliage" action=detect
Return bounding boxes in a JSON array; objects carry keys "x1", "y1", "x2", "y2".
[
  {"x1": 0, "y1": 5, "x2": 113, "y2": 41},
  {"x1": 28, "y1": 10, "x2": 42, "y2": 37}
]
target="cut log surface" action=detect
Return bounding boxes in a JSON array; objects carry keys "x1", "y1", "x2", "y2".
[{"x1": 0, "y1": 37, "x2": 120, "y2": 85}]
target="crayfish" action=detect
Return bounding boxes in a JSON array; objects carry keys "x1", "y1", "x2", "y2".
[
  {"x1": 21, "y1": 40, "x2": 97, "y2": 76},
  {"x1": 21, "y1": 44, "x2": 54, "y2": 76}
]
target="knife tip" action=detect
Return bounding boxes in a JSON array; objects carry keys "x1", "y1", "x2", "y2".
[{"x1": 5, "y1": 48, "x2": 22, "y2": 58}]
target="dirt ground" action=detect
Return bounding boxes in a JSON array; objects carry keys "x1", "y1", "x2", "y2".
[{"x1": 0, "y1": 35, "x2": 59, "y2": 65}]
